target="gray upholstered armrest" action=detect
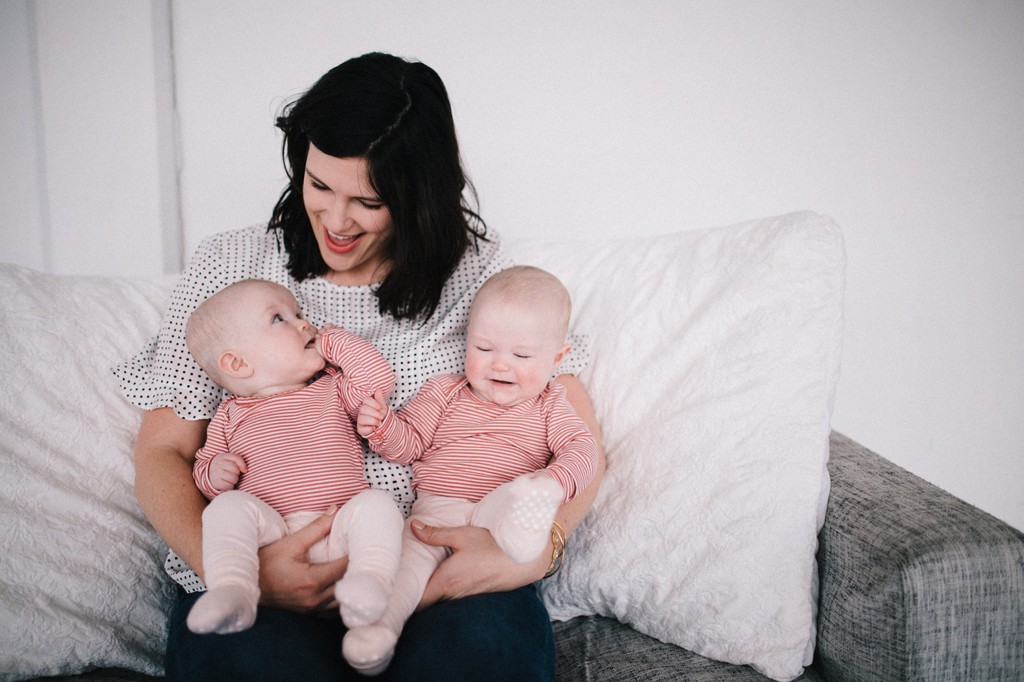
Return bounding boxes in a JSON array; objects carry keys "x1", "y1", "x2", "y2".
[{"x1": 816, "y1": 432, "x2": 1024, "y2": 681}]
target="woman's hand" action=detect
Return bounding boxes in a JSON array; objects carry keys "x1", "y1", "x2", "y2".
[
  {"x1": 257, "y1": 508, "x2": 349, "y2": 613},
  {"x1": 411, "y1": 520, "x2": 547, "y2": 609}
]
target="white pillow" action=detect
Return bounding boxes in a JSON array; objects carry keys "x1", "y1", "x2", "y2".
[
  {"x1": 0, "y1": 265, "x2": 178, "y2": 680},
  {"x1": 512, "y1": 211, "x2": 845, "y2": 681},
  {"x1": 0, "y1": 210, "x2": 841, "y2": 681}
]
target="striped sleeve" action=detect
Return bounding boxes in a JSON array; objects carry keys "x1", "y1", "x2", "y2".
[
  {"x1": 192, "y1": 405, "x2": 233, "y2": 500},
  {"x1": 541, "y1": 383, "x2": 599, "y2": 502},
  {"x1": 317, "y1": 327, "x2": 396, "y2": 420},
  {"x1": 367, "y1": 376, "x2": 453, "y2": 465}
]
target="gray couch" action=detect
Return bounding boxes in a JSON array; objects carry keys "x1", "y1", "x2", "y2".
[{"x1": 34, "y1": 432, "x2": 1024, "y2": 682}]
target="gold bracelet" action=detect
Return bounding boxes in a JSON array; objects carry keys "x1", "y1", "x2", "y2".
[{"x1": 544, "y1": 521, "x2": 567, "y2": 578}]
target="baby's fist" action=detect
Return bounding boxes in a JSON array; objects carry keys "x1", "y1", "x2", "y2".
[
  {"x1": 357, "y1": 389, "x2": 388, "y2": 438},
  {"x1": 208, "y1": 452, "x2": 247, "y2": 493}
]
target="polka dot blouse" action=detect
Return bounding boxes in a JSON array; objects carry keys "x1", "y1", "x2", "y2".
[{"x1": 114, "y1": 224, "x2": 591, "y2": 591}]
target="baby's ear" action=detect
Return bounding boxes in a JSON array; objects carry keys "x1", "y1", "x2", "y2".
[
  {"x1": 553, "y1": 343, "x2": 571, "y2": 367},
  {"x1": 218, "y1": 350, "x2": 254, "y2": 379}
]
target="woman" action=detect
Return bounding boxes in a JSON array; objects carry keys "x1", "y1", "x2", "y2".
[{"x1": 118, "y1": 52, "x2": 604, "y2": 681}]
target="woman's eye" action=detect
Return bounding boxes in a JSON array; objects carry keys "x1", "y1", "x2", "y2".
[{"x1": 359, "y1": 200, "x2": 385, "y2": 210}]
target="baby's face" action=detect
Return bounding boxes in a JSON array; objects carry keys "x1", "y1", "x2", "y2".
[
  {"x1": 233, "y1": 285, "x2": 324, "y2": 394},
  {"x1": 464, "y1": 297, "x2": 566, "y2": 407}
]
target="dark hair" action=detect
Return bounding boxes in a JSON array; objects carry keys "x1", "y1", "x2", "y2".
[{"x1": 269, "y1": 52, "x2": 486, "y2": 321}]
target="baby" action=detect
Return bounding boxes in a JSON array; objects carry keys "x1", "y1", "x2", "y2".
[
  {"x1": 182, "y1": 278, "x2": 402, "y2": 637},
  {"x1": 345, "y1": 265, "x2": 598, "y2": 674}
]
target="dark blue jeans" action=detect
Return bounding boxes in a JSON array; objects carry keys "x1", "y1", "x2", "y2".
[{"x1": 166, "y1": 585, "x2": 555, "y2": 681}]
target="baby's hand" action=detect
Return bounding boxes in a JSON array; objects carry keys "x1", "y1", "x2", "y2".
[
  {"x1": 357, "y1": 389, "x2": 388, "y2": 438},
  {"x1": 208, "y1": 452, "x2": 247, "y2": 493},
  {"x1": 313, "y1": 324, "x2": 334, "y2": 358}
]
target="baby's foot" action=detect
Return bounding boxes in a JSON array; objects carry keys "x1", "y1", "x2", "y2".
[
  {"x1": 495, "y1": 475, "x2": 564, "y2": 563},
  {"x1": 335, "y1": 571, "x2": 392, "y2": 628},
  {"x1": 186, "y1": 583, "x2": 258, "y2": 634},
  {"x1": 342, "y1": 624, "x2": 399, "y2": 676}
]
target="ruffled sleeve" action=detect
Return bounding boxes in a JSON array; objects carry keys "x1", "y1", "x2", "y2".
[
  {"x1": 113, "y1": 226, "x2": 289, "y2": 420},
  {"x1": 557, "y1": 331, "x2": 592, "y2": 377}
]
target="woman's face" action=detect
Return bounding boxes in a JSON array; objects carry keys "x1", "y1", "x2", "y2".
[{"x1": 303, "y1": 144, "x2": 394, "y2": 286}]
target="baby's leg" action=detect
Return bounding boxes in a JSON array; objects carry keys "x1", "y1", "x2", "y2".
[
  {"x1": 332, "y1": 489, "x2": 403, "y2": 628},
  {"x1": 471, "y1": 472, "x2": 564, "y2": 564},
  {"x1": 186, "y1": 490, "x2": 288, "y2": 634},
  {"x1": 343, "y1": 495, "x2": 466, "y2": 676}
]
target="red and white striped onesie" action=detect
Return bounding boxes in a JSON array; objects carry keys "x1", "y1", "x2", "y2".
[
  {"x1": 366, "y1": 374, "x2": 598, "y2": 504},
  {"x1": 193, "y1": 327, "x2": 395, "y2": 513},
  {"x1": 189, "y1": 327, "x2": 404, "y2": 634},
  {"x1": 343, "y1": 375, "x2": 598, "y2": 666}
]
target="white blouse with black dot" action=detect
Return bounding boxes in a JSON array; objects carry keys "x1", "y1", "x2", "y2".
[{"x1": 114, "y1": 224, "x2": 591, "y2": 592}]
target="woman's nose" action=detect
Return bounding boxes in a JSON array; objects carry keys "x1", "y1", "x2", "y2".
[{"x1": 322, "y1": 200, "x2": 350, "y2": 231}]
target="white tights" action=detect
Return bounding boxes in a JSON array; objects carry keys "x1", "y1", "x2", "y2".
[
  {"x1": 342, "y1": 472, "x2": 564, "y2": 675},
  {"x1": 186, "y1": 488, "x2": 403, "y2": 635}
]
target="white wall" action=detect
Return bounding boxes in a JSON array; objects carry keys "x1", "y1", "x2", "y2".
[
  {"x1": 1, "y1": 1, "x2": 48, "y2": 270},
  {"x1": 4, "y1": 0, "x2": 1022, "y2": 531},
  {"x1": 0, "y1": 0, "x2": 179, "y2": 275}
]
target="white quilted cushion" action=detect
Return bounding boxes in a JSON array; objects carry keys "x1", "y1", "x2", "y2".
[
  {"x1": 515, "y1": 211, "x2": 845, "y2": 681},
  {"x1": 0, "y1": 210, "x2": 842, "y2": 681},
  {"x1": 0, "y1": 265, "x2": 178, "y2": 680}
]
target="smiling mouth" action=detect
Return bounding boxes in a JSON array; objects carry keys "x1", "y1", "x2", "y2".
[{"x1": 324, "y1": 229, "x2": 363, "y2": 254}]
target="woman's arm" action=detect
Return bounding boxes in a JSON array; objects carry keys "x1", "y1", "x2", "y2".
[
  {"x1": 133, "y1": 407, "x2": 348, "y2": 612},
  {"x1": 414, "y1": 374, "x2": 605, "y2": 606},
  {"x1": 133, "y1": 408, "x2": 208, "y2": 573}
]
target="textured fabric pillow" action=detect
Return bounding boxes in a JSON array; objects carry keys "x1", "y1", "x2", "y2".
[
  {"x1": 0, "y1": 265, "x2": 177, "y2": 680},
  {"x1": 513, "y1": 211, "x2": 845, "y2": 681},
  {"x1": 0, "y1": 210, "x2": 842, "y2": 680}
]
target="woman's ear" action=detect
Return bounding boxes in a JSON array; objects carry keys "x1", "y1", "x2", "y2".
[{"x1": 218, "y1": 350, "x2": 254, "y2": 379}]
